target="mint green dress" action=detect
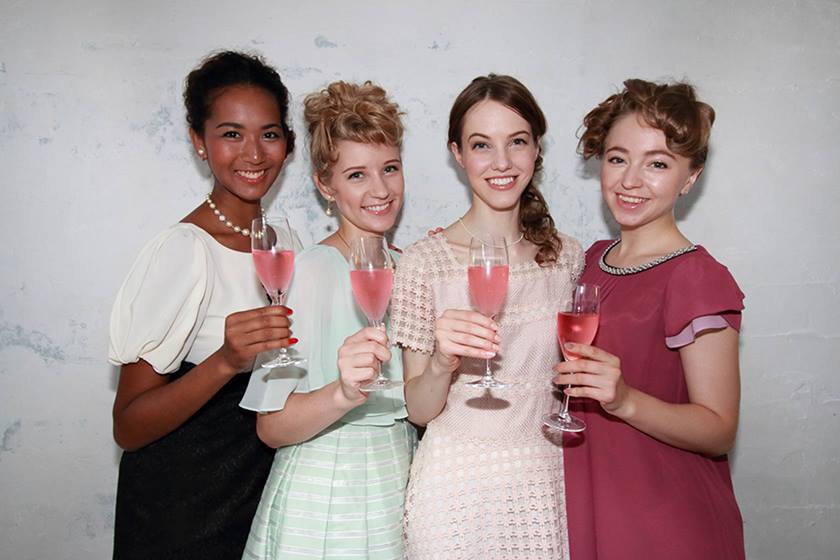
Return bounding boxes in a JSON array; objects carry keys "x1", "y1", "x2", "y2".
[{"x1": 240, "y1": 245, "x2": 415, "y2": 560}]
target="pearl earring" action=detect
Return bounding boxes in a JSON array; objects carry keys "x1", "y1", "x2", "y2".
[
  {"x1": 198, "y1": 148, "x2": 206, "y2": 159},
  {"x1": 325, "y1": 200, "x2": 334, "y2": 217}
]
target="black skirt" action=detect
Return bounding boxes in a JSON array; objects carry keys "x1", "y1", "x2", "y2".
[{"x1": 113, "y1": 363, "x2": 275, "y2": 560}]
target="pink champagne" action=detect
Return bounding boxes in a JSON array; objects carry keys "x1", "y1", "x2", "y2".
[
  {"x1": 468, "y1": 264, "x2": 509, "y2": 317},
  {"x1": 350, "y1": 268, "x2": 394, "y2": 324},
  {"x1": 252, "y1": 249, "x2": 295, "y2": 295},
  {"x1": 557, "y1": 312, "x2": 599, "y2": 360}
]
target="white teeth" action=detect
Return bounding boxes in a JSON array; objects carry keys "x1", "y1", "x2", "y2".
[
  {"x1": 237, "y1": 170, "x2": 265, "y2": 179},
  {"x1": 364, "y1": 202, "x2": 390, "y2": 212},
  {"x1": 488, "y1": 177, "x2": 514, "y2": 186},
  {"x1": 618, "y1": 194, "x2": 644, "y2": 204}
]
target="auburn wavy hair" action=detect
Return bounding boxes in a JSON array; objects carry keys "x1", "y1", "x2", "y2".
[
  {"x1": 578, "y1": 79, "x2": 715, "y2": 169},
  {"x1": 448, "y1": 74, "x2": 560, "y2": 266},
  {"x1": 303, "y1": 81, "x2": 404, "y2": 181}
]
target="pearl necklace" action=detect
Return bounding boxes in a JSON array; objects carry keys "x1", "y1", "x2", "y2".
[
  {"x1": 457, "y1": 218, "x2": 525, "y2": 247},
  {"x1": 598, "y1": 238, "x2": 697, "y2": 276},
  {"x1": 205, "y1": 194, "x2": 265, "y2": 237}
]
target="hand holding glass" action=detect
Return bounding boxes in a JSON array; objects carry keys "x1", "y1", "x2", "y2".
[
  {"x1": 349, "y1": 236, "x2": 402, "y2": 392},
  {"x1": 543, "y1": 283, "x2": 600, "y2": 432},
  {"x1": 251, "y1": 216, "x2": 304, "y2": 369},
  {"x1": 466, "y1": 236, "x2": 509, "y2": 389}
]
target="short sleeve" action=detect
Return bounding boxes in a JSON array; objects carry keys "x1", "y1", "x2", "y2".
[
  {"x1": 108, "y1": 225, "x2": 214, "y2": 374},
  {"x1": 560, "y1": 234, "x2": 585, "y2": 284},
  {"x1": 391, "y1": 241, "x2": 436, "y2": 354},
  {"x1": 663, "y1": 252, "x2": 745, "y2": 345}
]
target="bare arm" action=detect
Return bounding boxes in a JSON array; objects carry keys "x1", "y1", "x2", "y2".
[
  {"x1": 556, "y1": 327, "x2": 741, "y2": 457},
  {"x1": 403, "y1": 309, "x2": 500, "y2": 426},
  {"x1": 256, "y1": 327, "x2": 387, "y2": 448},
  {"x1": 113, "y1": 306, "x2": 292, "y2": 451}
]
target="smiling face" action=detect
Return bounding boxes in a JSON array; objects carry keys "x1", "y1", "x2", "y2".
[
  {"x1": 316, "y1": 140, "x2": 404, "y2": 237},
  {"x1": 451, "y1": 99, "x2": 539, "y2": 213},
  {"x1": 190, "y1": 85, "x2": 289, "y2": 204},
  {"x1": 601, "y1": 112, "x2": 702, "y2": 233}
]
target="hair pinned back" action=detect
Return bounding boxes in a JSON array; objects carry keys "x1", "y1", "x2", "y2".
[
  {"x1": 183, "y1": 50, "x2": 295, "y2": 153},
  {"x1": 303, "y1": 81, "x2": 404, "y2": 181},
  {"x1": 579, "y1": 79, "x2": 715, "y2": 169}
]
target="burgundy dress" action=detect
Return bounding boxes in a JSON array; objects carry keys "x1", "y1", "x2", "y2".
[{"x1": 564, "y1": 240, "x2": 746, "y2": 560}]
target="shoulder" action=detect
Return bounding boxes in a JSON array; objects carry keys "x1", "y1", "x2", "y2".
[
  {"x1": 670, "y1": 246, "x2": 741, "y2": 289},
  {"x1": 545, "y1": 231, "x2": 585, "y2": 272},
  {"x1": 124, "y1": 223, "x2": 214, "y2": 282},
  {"x1": 399, "y1": 234, "x2": 446, "y2": 266},
  {"x1": 292, "y1": 244, "x2": 346, "y2": 281}
]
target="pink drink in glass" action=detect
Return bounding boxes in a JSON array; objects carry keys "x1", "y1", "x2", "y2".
[
  {"x1": 350, "y1": 268, "x2": 394, "y2": 324},
  {"x1": 252, "y1": 249, "x2": 295, "y2": 297},
  {"x1": 556, "y1": 311, "x2": 599, "y2": 360},
  {"x1": 468, "y1": 264, "x2": 509, "y2": 316}
]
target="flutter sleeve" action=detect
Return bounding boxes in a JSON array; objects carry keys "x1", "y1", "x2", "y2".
[
  {"x1": 663, "y1": 251, "x2": 745, "y2": 348},
  {"x1": 391, "y1": 241, "x2": 436, "y2": 354},
  {"x1": 108, "y1": 225, "x2": 214, "y2": 374},
  {"x1": 240, "y1": 246, "x2": 329, "y2": 412}
]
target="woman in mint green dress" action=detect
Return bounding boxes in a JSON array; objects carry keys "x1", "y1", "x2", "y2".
[{"x1": 240, "y1": 81, "x2": 415, "y2": 560}]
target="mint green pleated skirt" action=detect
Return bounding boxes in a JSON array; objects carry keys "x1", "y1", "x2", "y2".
[{"x1": 243, "y1": 420, "x2": 416, "y2": 560}]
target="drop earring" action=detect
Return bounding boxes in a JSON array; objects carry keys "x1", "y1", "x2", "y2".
[{"x1": 325, "y1": 199, "x2": 334, "y2": 217}]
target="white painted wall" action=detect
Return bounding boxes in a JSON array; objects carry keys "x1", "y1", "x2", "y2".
[{"x1": 1, "y1": 1, "x2": 838, "y2": 558}]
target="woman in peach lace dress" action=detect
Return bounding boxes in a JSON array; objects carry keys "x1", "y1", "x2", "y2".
[{"x1": 391, "y1": 74, "x2": 583, "y2": 559}]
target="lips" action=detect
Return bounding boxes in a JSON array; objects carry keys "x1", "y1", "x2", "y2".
[
  {"x1": 362, "y1": 200, "x2": 393, "y2": 215},
  {"x1": 616, "y1": 193, "x2": 647, "y2": 208},
  {"x1": 235, "y1": 169, "x2": 267, "y2": 182},
  {"x1": 487, "y1": 176, "x2": 516, "y2": 190}
]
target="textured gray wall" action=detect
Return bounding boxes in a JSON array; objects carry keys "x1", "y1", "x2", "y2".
[{"x1": 1, "y1": 1, "x2": 838, "y2": 558}]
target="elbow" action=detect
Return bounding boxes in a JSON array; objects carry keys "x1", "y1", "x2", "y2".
[
  {"x1": 256, "y1": 414, "x2": 287, "y2": 449},
  {"x1": 113, "y1": 423, "x2": 142, "y2": 452}
]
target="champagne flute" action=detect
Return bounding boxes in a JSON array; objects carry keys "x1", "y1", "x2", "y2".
[
  {"x1": 466, "y1": 236, "x2": 510, "y2": 389},
  {"x1": 543, "y1": 283, "x2": 600, "y2": 432},
  {"x1": 251, "y1": 216, "x2": 304, "y2": 368},
  {"x1": 349, "y1": 236, "x2": 402, "y2": 392}
]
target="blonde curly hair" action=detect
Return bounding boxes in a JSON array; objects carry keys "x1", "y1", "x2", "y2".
[{"x1": 303, "y1": 81, "x2": 404, "y2": 181}]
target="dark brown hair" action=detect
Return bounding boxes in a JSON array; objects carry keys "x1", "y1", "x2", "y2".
[
  {"x1": 449, "y1": 74, "x2": 560, "y2": 266},
  {"x1": 303, "y1": 81, "x2": 403, "y2": 181},
  {"x1": 578, "y1": 79, "x2": 715, "y2": 169}
]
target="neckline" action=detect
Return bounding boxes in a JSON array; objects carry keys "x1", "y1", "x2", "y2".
[
  {"x1": 177, "y1": 223, "x2": 253, "y2": 256},
  {"x1": 432, "y1": 232, "x2": 542, "y2": 271},
  {"x1": 598, "y1": 238, "x2": 697, "y2": 276}
]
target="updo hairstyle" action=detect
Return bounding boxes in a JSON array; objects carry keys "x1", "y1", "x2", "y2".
[
  {"x1": 184, "y1": 50, "x2": 295, "y2": 154},
  {"x1": 448, "y1": 74, "x2": 560, "y2": 266},
  {"x1": 303, "y1": 81, "x2": 404, "y2": 181},
  {"x1": 578, "y1": 79, "x2": 715, "y2": 169}
]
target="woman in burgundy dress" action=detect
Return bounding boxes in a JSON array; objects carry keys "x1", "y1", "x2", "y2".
[{"x1": 557, "y1": 80, "x2": 746, "y2": 559}]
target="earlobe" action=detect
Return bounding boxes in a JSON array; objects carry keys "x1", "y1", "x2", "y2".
[
  {"x1": 682, "y1": 166, "x2": 703, "y2": 196},
  {"x1": 450, "y1": 142, "x2": 465, "y2": 168},
  {"x1": 313, "y1": 173, "x2": 335, "y2": 201},
  {"x1": 188, "y1": 129, "x2": 207, "y2": 160}
]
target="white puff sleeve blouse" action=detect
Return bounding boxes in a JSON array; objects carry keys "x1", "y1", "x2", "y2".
[{"x1": 109, "y1": 223, "x2": 266, "y2": 374}]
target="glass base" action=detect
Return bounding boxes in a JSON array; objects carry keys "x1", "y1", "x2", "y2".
[
  {"x1": 466, "y1": 376, "x2": 509, "y2": 389},
  {"x1": 261, "y1": 356, "x2": 306, "y2": 369},
  {"x1": 359, "y1": 377, "x2": 403, "y2": 393},
  {"x1": 543, "y1": 412, "x2": 586, "y2": 433}
]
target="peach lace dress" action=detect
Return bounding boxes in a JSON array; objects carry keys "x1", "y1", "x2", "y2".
[{"x1": 391, "y1": 233, "x2": 583, "y2": 559}]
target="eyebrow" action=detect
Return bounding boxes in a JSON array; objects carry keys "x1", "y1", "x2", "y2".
[
  {"x1": 214, "y1": 122, "x2": 282, "y2": 129},
  {"x1": 467, "y1": 130, "x2": 531, "y2": 141},
  {"x1": 606, "y1": 146, "x2": 676, "y2": 159},
  {"x1": 341, "y1": 158, "x2": 402, "y2": 174}
]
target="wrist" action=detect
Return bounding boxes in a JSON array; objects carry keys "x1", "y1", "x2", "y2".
[
  {"x1": 331, "y1": 381, "x2": 366, "y2": 411},
  {"x1": 207, "y1": 351, "x2": 242, "y2": 380},
  {"x1": 428, "y1": 351, "x2": 457, "y2": 377},
  {"x1": 604, "y1": 385, "x2": 636, "y2": 420}
]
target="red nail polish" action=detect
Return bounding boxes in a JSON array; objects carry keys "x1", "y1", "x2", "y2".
[
  {"x1": 289, "y1": 338, "x2": 299, "y2": 345},
  {"x1": 286, "y1": 307, "x2": 294, "y2": 315}
]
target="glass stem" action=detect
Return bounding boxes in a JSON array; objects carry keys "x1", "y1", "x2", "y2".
[
  {"x1": 558, "y1": 382, "x2": 571, "y2": 419},
  {"x1": 370, "y1": 319, "x2": 385, "y2": 381},
  {"x1": 271, "y1": 290, "x2": 289, "y2": 358}
]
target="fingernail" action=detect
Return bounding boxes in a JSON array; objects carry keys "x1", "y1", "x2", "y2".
[
  {"x1": 492, "y1": 323, "x2": 500, "y2": 331},
  {"x1": 289, "y1": 338, "x2": 299, "y2": 345},
  {"x1": 286, "y1": 307, "x2": 294, "y2": 315},
  {"x1": 564, "y1": 342, "x2": 575, "y2": 350},
  {"x1": 484, "y1": 351, "x2": 496, "y2": 358}
]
